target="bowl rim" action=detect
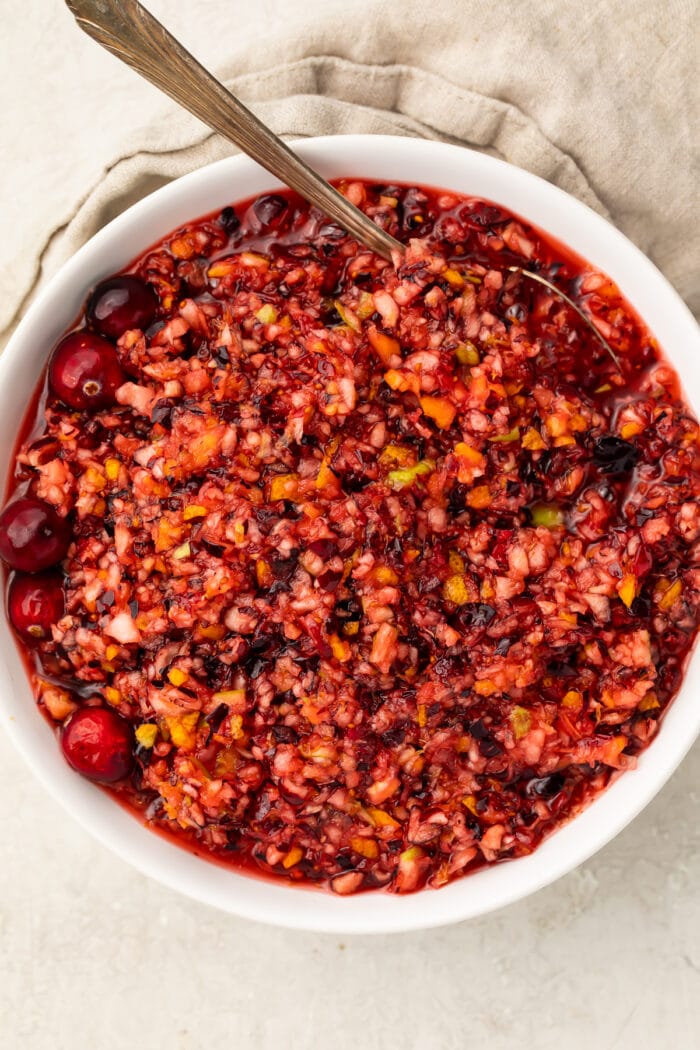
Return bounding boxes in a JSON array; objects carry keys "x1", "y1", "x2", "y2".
[{"x1": 1, "y1": 133, "x2": 699, "y2": 934}]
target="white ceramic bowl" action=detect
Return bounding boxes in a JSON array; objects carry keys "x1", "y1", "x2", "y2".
[{"x1": 1, "y1": 135, "x2": 698, "y2": 934}]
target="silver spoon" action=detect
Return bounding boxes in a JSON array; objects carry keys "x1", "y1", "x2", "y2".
[
  {"x1": 65, "y1": 0, "x2": 619, "y2": 367},
  {"x1": 64, "y1": 0, "x2": 402, "y2": 261}
]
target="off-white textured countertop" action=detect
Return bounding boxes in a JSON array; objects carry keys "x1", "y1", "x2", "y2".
[{"x1": 1, "y1": 3, "x2": 698, "y2": 1048}]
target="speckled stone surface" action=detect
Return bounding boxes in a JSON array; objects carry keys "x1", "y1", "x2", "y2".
[{"x1": 1, "y1": 2, "x2": 698, "y2": 1046}]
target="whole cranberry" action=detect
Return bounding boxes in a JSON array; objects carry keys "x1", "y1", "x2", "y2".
[
  {"x1": 86, "y1": 275, "x2": 158, "y2": 339},
  {"x1": 61, "y1": 706, "x2": 134, "y2": 783},
  {"x1": 49, "y1": 331, "x2": 125, "y2": 410},
  {"x1": 8, "y1": 571, "x2": 64, "y2": 642},
  {"x1": 252, "y1": 193, "x2": 291, "y2": 231},
  {"x1": 0, "y1": 497, "x2": 70, "y2": 572}
]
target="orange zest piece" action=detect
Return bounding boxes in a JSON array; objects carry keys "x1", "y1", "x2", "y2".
[{"x1": 420, "y1": 395, "x2": 457, "y2": 429}]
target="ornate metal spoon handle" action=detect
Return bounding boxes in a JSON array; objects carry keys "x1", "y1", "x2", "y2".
[
  {"x1": 64, "y1": 0, "x2": 403, "y2": 261},
  {"x1": 65, "y1": 1, "x2": 620, "y2": 366}
]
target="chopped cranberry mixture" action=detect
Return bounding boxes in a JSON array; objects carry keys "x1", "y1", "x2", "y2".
[{"x1": 3, "y1": 181, "x2": 699, "y2": 895}]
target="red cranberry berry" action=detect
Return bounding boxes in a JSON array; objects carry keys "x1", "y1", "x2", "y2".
[
  {"x1": 0, "y1": 497, "x2": 70, "y2": 572},
  {"x1": 218, "y1": 206, "x2": 240, "y2": 235},
  {"x1": 61, "y1": 706, "x2": 134, "y2": 783},
  {"x1": 86, "y1": 275, "x2": 158, "y2": 339},
  {"x1": 459, "y1": 200, "x2": 509, "y2": 229},
  {"x1": 8, "y1": 572, "x2": 64, "y2": 642},
  {"x1": 252, "y1": 193, "x2": 290, "y2": 231},
  {"x1": 49, "y1": 331, "x2": 125, "y2": 410}
]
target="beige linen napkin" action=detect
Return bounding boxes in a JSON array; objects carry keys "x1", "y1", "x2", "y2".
[{"x1": 2, "y1": 0, "x2": 697, "y2": 347}]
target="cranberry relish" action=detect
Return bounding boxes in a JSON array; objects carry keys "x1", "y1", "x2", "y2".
[{"x1": 3, "y1": 181, "x2": 699, "y2": 895}]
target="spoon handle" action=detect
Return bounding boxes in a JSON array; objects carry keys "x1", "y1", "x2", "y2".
[{"x1": 64, "y1": 0, "x2": 402, "y2": 260}]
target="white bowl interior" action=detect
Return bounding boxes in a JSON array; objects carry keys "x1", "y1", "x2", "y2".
[{"x1": 1, "y1": 135, "x2": 698, "y2": 934}]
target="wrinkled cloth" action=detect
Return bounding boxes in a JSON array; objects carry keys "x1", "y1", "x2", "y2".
[{"x1": 1, "y1": 0, "x2": 697, "y2": 349}]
